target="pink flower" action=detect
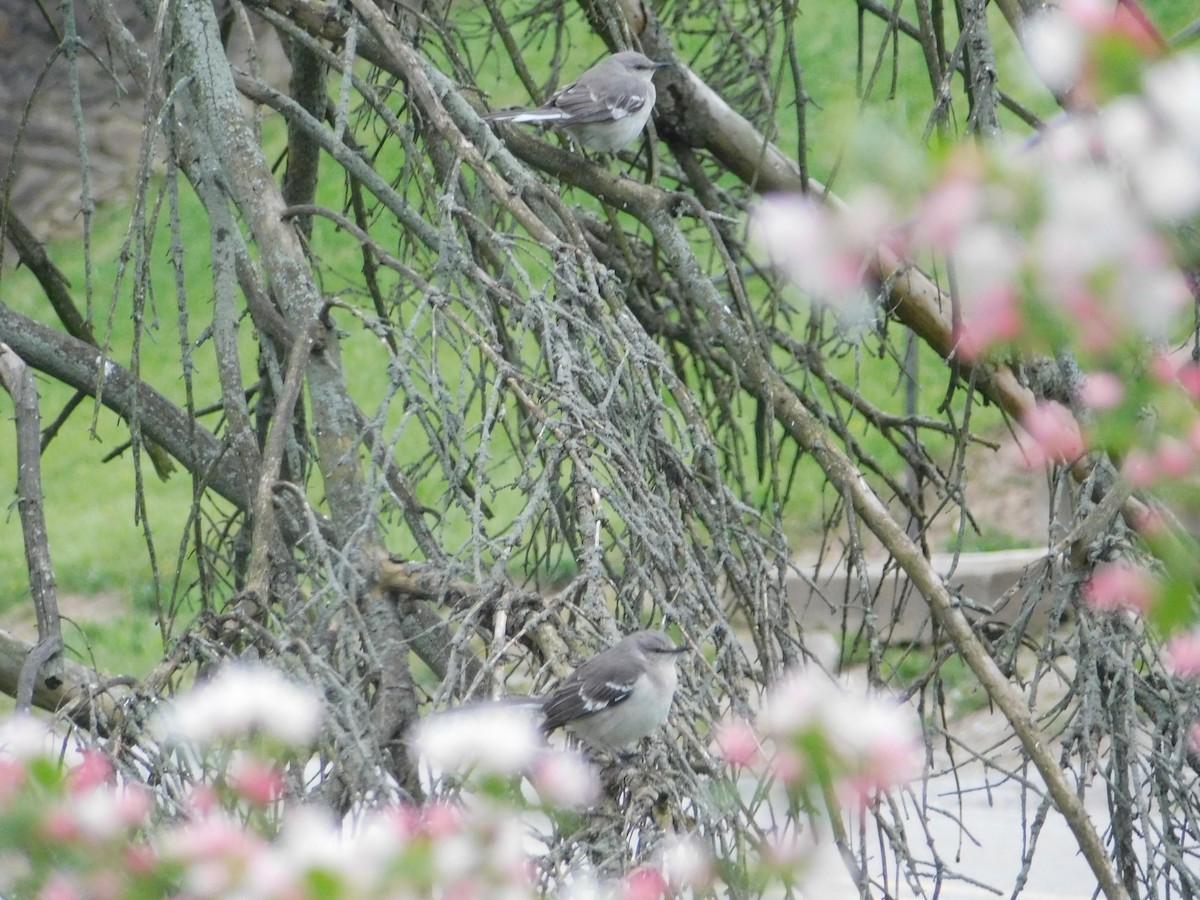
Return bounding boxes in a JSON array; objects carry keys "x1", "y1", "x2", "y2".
[
  {"x1": 1020, "y1": 401, "x2": 1086, "y2": 466},
  {"x1": 713, "y1": 719, "x2": 760, "y2": 767},
  {"x1": 767, "y1": 745, "x2": 807, "y2": 785},
  {"x1": 186, "y1": 783, "x2": 218, "y2": 816},
  {"x1": 229, "y1": 758, "x2": 285, "y2": 806},
  {"x1": 953, "y1": 286, "x2": 1023, "y2": 360},
  {"x1": 125, "y1": 844, "x2": 157, "y2": 876},
  {"x1": 39, "y1": 874, "x2": 82, "y2": 900},
  {"x1": 0, "y1": 759, "x2": 26, "y2": 808},
  {"x1": 420, "y1": 801, "x2": 462, "y2": 839},
  {"x1": 1122, "y1": 450, "x2": 1157, "y2": 487},
  {"x1": 623, "y1": 867, "x2": 668, "y2": 900},
  {"x1": 914, "y1": 168, "x2": 983, "y2": 251},
  {"x1": 41, "y1": 808, "x2": 78, "y2": 843},
  {"x1": 1083, "y1": 561, "x2": 1155, "y2": 615},
  {"x1": 1164, "y1": 633, "x2": 1200, "y2": 678},
  {"x1": 1154, "y1": 438, "x2": 1193, "y2": 479},
  {"x1": 1179, "y1": 363, "x2": 1200, "y2": 399},
  {"x1": 67, "y1": 750, "x2": 113, "y2": 794},
  {"x1": 1064, "y1": 291, "x2": 1116, "y2": 352},
  {"x1": 1078, "y1": 372, "x2": 1124, "y2": 409},
  {"x1": 1150, "y1": 352, "x2": 1177, "y2": 383}
]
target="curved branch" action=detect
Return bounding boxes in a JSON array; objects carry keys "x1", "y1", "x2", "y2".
[{"x1": 0, "y1": 303, "x2": 250, "y2": 507}]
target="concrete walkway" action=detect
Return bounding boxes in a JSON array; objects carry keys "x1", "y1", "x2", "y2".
[
  {"x1": 802, "y1": 761, "x2": 1112, "y2": 898},
  {"x1": 786, "y1": 550, "x2": 1119, "y2": 898}
]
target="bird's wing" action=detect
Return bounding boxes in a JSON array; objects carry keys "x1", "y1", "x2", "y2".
[
  {"x1": 541, "y1": 651, "x2": 641, "y2": 730},
  {"x1": 546, "y1": 77, "x2": 651, "y2": 125}
]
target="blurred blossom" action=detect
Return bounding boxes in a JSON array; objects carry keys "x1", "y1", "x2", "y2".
[
  {"x1": 228, "y1": 756, "x2": 285, "y2": 806},
  {"x1": 1060, "y1": 0, "x2": 1114, "y2": 30},
  {"x1": 766, "y1": 744, "x2": 806, "y2": 784},
  {"x1": 750, "y1": 194, "x2": 874, "y2": 310},
  {"x1": 1131, "y1": 143, "x2": 1200, "y2": 222},
  {"x1": 1065, "y1": 292, "x2": 1118, "y2": 352},
  {"x1": 0, "y1": 715, "x2": 54, "y2": 761},
  {"x1": 1019, "y1": 401, "x2": 1086, "y2": 466},
  {"x1": 347, "y1": 810, "x2": 415, "y2": 888},
  {"x1": 481, "y1": 814, "x2": 530, "y2": 883},
  {"x1": 660, "y1": 835, "x2": 713, "y2": 890},
  {"x1": 1150, "y1": 353, "x2": 1178, "y2": 384},
  {"x1": 953, "y1": 223, "x2": 1024, "y2": 309},
  {"x1": 953, "y1": 285, "x2": 1022, "y2": 360},
  {"x1": 1058, "y1": 0, "x2": 1162, "y2": 51},
  {"x1": 66, "y1": 751, "x2": 112, "y2": 794},
  {"x1": 1163, "y1": 632, "x2": 1200, "y2": 678},
  {"x1": 816, "y1": 693, "x2": 922, "y2": 811},
  {"x1": 1023, "y1": 11, "x2": 1086, "y2": 93},
  {"x1": 160, "y1": 813, "x2": 265, "y2": 897},
  {"x1": 1116, "y1": 241, "x2": 1190, "y2": 338},
  {"x1": 1035, "y1": 167, "x2": 1133, "y2": 291},
  {"x1": 433, "y1": 832, "x2": 480, "y2": 882},
  {"x1": 758, "y1": 667, "x2": 834, "y2": 737},
  {"x1": 913, "y1": 168, "x2": 983, "y2": 251},
  {"x1": 761, "y1": 829, "x2": 813, "y2": 872},
  {"x1": 156, "y1": 664, "x2": 323, "y2": 747},
  {"x1": 1123, "y1": 450, "x2": 1158, "y2": 487},
  {"x1": 1083, "y1": 561, "x2": 1155, "y2": 615},
  {"x1": 713, "y1": 718, "x2": 760, "y2": 767},
  {"x1": 70, "y1": 785, "x2": 151, "y2": 842},
  {"x1": 531, "y1": 749, "x2": 599, "y2": 808},
  {"x1": 1177, "y1": 363, "x2": 1200, "y2": 399},
  {"x1": 417, "y1": 799, "x2": 462, "y2": 838},
  {"x1": 40, "y1": 874, "x2": 82, "y2": 900},
  {"x1": 1154, "y1": 438, "x2": 1193, "y2": 479},
  {"x1": 412, "y1": 703, "x2": 542, "y2": 776},
  {"x1": 276, "y1": 806, "x2": 361, "y2": 889},
  {"x1": 1189, "y1": 723, "x2": 1200, "y2": 757},
  {"x1": 622, "y1": 866, "x2": 668, "y2": 900},
  {"x1": 1078, "y1": 372, "x2": 1124, "y2": 409},
  {"x1": 760, "y1": 667, "x2": 920, "y2": 801},
  {"x1": 1099, "y1": 97, "x2": 1155, "y2": 160},
  {"x1": 1144, "y1": 56, "x2": 1200, "y2": 151}
]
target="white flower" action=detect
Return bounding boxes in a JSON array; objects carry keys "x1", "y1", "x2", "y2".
[
  {"x1": 953, "y1": 222, "x2": 1024, "y2": 309},
  {"x1": 749, "y1": 194, "x2": 867, "y2": 308},
  {"x1": 531, "y1": 749, "x2": 600, "y2": 808},
  {"x1": 412, "y1": 702, "x2": 542, "y2": 776},
  {"x1": 1022, "y1": 12, "x2": 1085, "y2": 93},
  {"x1": 661, "y1": 835, "x2": 713, "y2": 889},
  {"x1": 0, "y1": 715, "x2": 55, "y2": 761},
  {"x1": 155, "y1": 664, "x2": 323, "y2": 747},
  {"x1": 1144, "y1": 56, "x2": 1200, "y2": 152},
  {"x1": 1099, "y1": 97, "x2": 1155, "y2": 161},
  {"x1": 1131, "y1": 143, "x2": 1200, "y2": 222},
  {"x1": 759, "y1": 668, "x2": 838, "y2": 737}
]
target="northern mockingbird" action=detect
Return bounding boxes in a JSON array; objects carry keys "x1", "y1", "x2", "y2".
[
  {"x1": 539, "y1": 629, "x2": 687, "y2": 751},
  {"x1": 485, "y1": 51, "x2": 670, "y2": 153}
]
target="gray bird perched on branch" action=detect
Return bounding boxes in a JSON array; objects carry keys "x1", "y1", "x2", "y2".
[
  {"x1": 539, "y1": 629, "x2": 687, "y2": 750},
  {"x1": 414, "y1": 630, "x2": 688, "y2": 757},
  {"x1": 485, "y1": 51, "x2": 670, "y2": 154}
]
